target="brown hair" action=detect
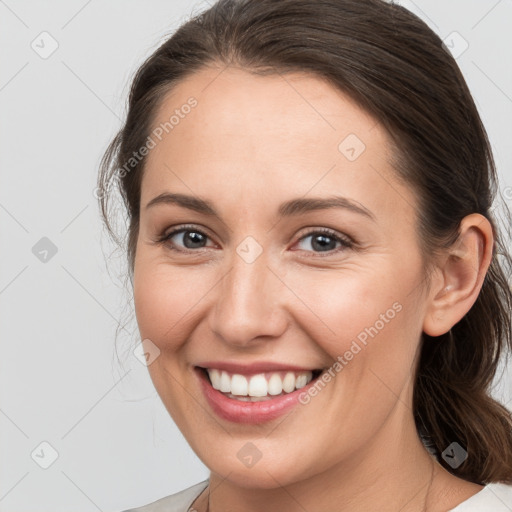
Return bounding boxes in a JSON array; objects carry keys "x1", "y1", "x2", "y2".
[{"x1": 97, "y1": 0, "x2": 512, "y2": 485}]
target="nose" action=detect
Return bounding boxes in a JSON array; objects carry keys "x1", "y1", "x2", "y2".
[{"x1": 208, "y1": 248, "x2": 289, "y2": 348}]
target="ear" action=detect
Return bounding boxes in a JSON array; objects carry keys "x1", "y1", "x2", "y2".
[{"x1": 422, "y1": 213, "x2": 494, "y2": 337}]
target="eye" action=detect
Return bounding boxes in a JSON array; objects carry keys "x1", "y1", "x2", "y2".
[
  {"x1": 156, "y1": 225, "x2": 354, "y2": 256},
  {"x1": 293, "y1": 228, "x2": 353, "y2": 256},
  {"x1": 157, "y1": 225, "x2": 215, "y2": 252}
]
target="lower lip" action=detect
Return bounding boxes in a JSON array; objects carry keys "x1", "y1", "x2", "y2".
[{"x1": 196, "y1": 367, "x2": 320, "y2": 424}]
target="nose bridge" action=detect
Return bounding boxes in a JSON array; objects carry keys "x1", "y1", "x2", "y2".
[{"x1": 209, "y1": 242, "x2": 287, "y2": 346}]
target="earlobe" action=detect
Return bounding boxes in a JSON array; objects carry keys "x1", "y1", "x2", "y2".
[{"x1": 422, "y1": 213, "x2": 494, "y2": 337}]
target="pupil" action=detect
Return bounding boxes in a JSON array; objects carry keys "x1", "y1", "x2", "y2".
[
  {"x1": 184, "y1": 231, "x2": 205, "y2": 249},
  {"x1": 312, "y1": 234, "x2": 335, "y2": 252}
]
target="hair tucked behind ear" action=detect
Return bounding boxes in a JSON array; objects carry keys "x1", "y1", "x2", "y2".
[
  {"x1": 415, "y1": 260, "x2": 512, "y2": 483},
  {"x1": 97, "y1": 0, "x2": 512, "y2": 484}
]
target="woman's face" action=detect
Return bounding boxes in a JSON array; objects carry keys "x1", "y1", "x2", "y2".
[{"x1": 133, "y1": 66, "x2": 432, "y2": 487}]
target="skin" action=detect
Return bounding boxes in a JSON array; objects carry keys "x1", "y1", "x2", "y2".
[{"x1": 133, "y1": 65, "x2": 492, "y2": 511}]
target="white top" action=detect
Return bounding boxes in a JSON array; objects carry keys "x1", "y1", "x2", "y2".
[{"x1": 122, "y1": 479, "x2": 512, "y2": 512}]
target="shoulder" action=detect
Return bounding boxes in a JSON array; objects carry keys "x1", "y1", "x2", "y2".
[
  {"x1": 448, "y1": 482, "x2": 512, "y2": 511},
  {"x1": 121, "y1": 480, "x2": 209, "y2": 512}
]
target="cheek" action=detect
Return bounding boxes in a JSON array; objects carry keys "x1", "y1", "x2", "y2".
[
  {"x1": 286, "y1": 264, "x2": 406, "y2": 343},
  {"x1": 283, "y1": 260, "x2": 423, "y2": 390},
  {"x1": 132, "y1": 258, "x2": 212, "y2": 419},
  {"x1": 133, "y1": 258, "x2": 209, "y2": 346}
]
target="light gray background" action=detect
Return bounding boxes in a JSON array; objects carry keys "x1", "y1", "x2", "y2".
[{"x1": 1, "y1": 1, "x2": 511, "y2": 511}]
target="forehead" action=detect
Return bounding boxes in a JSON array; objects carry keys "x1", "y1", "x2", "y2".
[
  {"x1": 141, "y1": 66, "x2": 416, "y2": 225},
  {"x1": 148, "y1": 65, "x2": 384, "y2": 160}
]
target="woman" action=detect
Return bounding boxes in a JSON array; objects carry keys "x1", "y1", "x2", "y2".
[{"x1": 98, "y1": 0, "x2": 512, "y2": 510}]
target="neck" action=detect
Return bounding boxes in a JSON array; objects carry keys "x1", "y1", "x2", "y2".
[{"x1": 207, "y1": 402, "x2": 439, "y2": 512}]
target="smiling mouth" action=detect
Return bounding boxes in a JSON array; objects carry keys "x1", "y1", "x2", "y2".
[{"x1": 197, "y1": 367, "x2": 324, "y2": 402}]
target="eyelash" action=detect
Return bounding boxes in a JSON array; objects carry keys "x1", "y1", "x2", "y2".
[{"x1": 156, "y1": 224, "x2": 354, "y2": 257}]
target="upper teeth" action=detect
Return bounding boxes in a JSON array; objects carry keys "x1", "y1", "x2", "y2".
[{"x1": 206, "y1": 369, "x2": 313, "y2": 397}]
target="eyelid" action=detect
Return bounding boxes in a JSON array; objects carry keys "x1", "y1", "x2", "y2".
[
  {"x1": 160, "y1": 223, "x2": 211, "y2": 240},
  {"x1": 295, "y1": 226, "x2": 354, "y2": 245}
]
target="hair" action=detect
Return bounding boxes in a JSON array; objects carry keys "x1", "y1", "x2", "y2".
[{"x1": 97, "y1": 0, "x2": 512, "y2": 485}]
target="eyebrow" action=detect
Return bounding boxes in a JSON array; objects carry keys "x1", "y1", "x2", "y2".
[{"x1": 145, "y1": 192, "x2": 376, "y2": 221}]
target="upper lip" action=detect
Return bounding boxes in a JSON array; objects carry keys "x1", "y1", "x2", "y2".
[{"x1": 195, "y1": 361, "x2": 323, "y2": 375}]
